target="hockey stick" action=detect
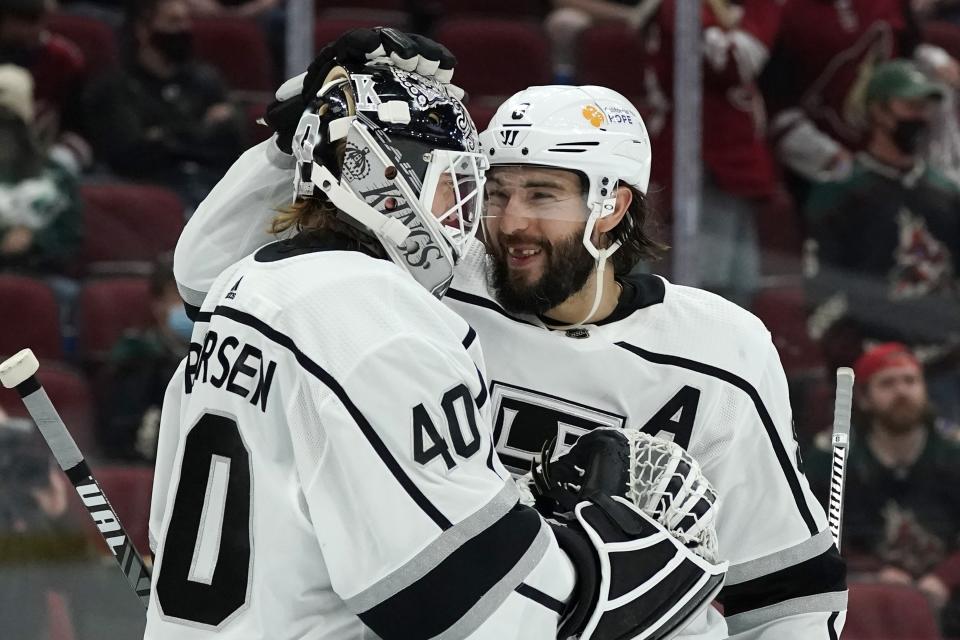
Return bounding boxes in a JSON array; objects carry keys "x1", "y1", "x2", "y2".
[
  {"x1": 0, "y1": 348, "x2": 151, "y2": 609},
  {"x1": 827, "y1": 367, "x2": 855, "y2": 551}
]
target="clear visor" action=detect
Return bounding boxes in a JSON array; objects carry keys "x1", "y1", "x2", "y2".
[
  {"x1": 420, "y1": 149, "x2": 489, "y2": 249},
  {"x1": 482, "y1": 166, "x2": 591, "y2": 222}
]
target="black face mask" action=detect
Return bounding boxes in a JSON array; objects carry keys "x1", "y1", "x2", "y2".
[
  {"x1": 149, "y1": 29, "x2": 193, "y2": 65},
  {"x1": 890, "y1": 118, "x2": 929, "y2": 156}
]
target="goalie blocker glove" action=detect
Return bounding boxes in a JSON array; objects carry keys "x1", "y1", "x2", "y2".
[
  {"x1": 264, "y1": 27, "x2": 459, "y2": 153},
  {"x1": 528, "y1": 428, "x2": 728, "y2": 640}
]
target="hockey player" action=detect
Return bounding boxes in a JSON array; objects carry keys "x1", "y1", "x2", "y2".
[
  {"x1": 145, "y1": 56, "x2": 726, "y2": 639},
  {"x1": 171, "y1": 29, "x2": 845, "y2": 639}
]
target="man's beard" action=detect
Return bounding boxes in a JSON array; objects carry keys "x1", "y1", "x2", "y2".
[
  {"x1": 872, "y1": 397, "x2": 929, "y2": 434},
  {"x1": 486, "y1": 227, "x2": 596, "y2": 316}
]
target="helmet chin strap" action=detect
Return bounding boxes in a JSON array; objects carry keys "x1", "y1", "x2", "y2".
[{"x1": 545, "y1": 197, "x2": 622, "y2": 330}]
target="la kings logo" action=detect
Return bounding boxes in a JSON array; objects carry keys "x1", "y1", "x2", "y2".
[
  {"x1": 490, "y1": 381, "x2": 701, "y2": 472},
  {"x1": 359, "y1": 184, "x2": 443, "y2": 268},
  {"x1": 490, "y1": 381, "x2": 626, "y2": 472}
]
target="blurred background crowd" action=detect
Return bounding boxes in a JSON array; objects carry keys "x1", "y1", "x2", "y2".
[{"x1": 2, "y1": 0, "x2": 960, "y2": 638}]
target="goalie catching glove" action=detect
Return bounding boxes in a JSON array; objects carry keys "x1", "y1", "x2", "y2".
[{"x1": 519, "y1": 428, "x2": 727, "y2": 640}]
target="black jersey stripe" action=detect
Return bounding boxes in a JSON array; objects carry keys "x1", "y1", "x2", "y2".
[
  {"x1": 474, "y1": 366, "x2": 488, "y2": 410},
  {"x1": 462, "y1": 326, "x2": 478, "y2": 350},
  {"x1": 718, "y1": 545, "x2": 846, "y2": 616},
  {"x1": 614, "y1": 341, "x2": 819, "y2": 536},
  {"x1": 446, "y1": 288, "x2": 538, "y2": 326},
  {"x1": 192, "y1": 308, "x2": 211, "y2": 323},
  {"x1": 827, "y1": 611, "x2": 840, "y2": 640},
  {"x1": 357, "y1": 505, "x2": 547, "y2": 639},
  {"x1": 211, "y1": 304, "x2": 453, "y2": 530},
  {"x1": 515, "y1": 582, "x2": 566, "y2": 615}
]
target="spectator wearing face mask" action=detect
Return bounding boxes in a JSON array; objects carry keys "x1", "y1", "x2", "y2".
[
  {"x1": 100, "y1": 254, "x2": 191, "y2": 461},
  {"x1": 81, "y1": 0, "x2": 245, "y2": 208},
  {"x1": 805, "y1": 60, "x2": 960, "y2": 422}
]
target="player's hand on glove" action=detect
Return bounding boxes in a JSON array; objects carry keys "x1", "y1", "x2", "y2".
[
  {"x1": 263, "y1": 27, "x2": 459, "y2": 153},
  {"x1": 530, "y1": 427, "x2": 721, "y2": 561}
]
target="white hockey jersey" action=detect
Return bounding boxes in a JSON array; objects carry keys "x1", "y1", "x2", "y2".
[
  {"x1": 444, "y1": 243, "x2": 847, "y2": 640},
  {"x1": 146, "y1": 236, "x2": 575, "y2": 639},
  {"x1": 171, "y1": 136, "x2": 847, "y2": 640}
]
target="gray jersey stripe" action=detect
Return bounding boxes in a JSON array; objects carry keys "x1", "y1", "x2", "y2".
[
  {"x1": 725, "y1": 529, "x2": 834, "y2": 586},
  {"x1": 345, "y1": 480, "x2": 520, "y2": 613},
  {"x1": 725, "y1": 591, "x2": 848, "y2": 635}
]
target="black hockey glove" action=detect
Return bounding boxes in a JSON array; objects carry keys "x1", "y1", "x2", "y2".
[
  {"x1": 525, "y1": 429, "x2": 727, "y2": 640},
  {"x1": 263, "y1": 27, "x2": 459, "y2": 153}
]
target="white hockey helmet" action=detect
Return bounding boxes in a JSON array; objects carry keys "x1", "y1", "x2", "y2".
[{"x1": 479, "y1": 85, "x2": 651, "y2": 252}]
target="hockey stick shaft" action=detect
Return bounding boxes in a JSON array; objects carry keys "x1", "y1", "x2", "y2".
[
  {"x1": 828, "y1": 367, "x2": 855, "y2": 551},
  {"x1": 0, "y1": 349, "x2": 151, "y2": 609}
]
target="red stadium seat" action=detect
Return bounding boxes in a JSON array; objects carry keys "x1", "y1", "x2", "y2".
[
  {"x1": 45, "y1": 13, "x2": 115, "y2": 70},
  {"x1": 845, "y1": 582, "x2": 941, "y2": 640},
  {"x1": 317, "y1": 0, "x2": 407, "y2": 9},
  {"x1": 78, "y1": 277, "x2": 153, "y2": 362},
  {"x1": 0, "y1": 275, "x2": 63, "y2": 360},
  {"x1": 576, "y1": 24, "x2": 648, "y2": 98},
  {"x1": 468, "y1": 103, "x2": 498, "y2": 131},
  {"x1": 0, "y1": 361, "x2": 97, "y2": 455},
  {"x1": 79, "y1": 184, "x2": 184, "y2": 271},
  {"x1": 923, "y1": 21, "x2": 960, "y2": 62},
  {"x1": 752, "y1": 286, "x2": 824, "y2": 376},
  {"x1": 434, "y1": 19, "x2": 551, "y2": 101},
  {"x1": 46, "y1": 13, "x2": 119, "y2": 80},
  {"x1": 192, "y1": 17, "x2": 275, "y2": 93},
  {"x1": 427, "y1": 0, "x2": 546, "y2": 17},
  {"x1": 92, "y1": 465, "x2": 154, "y2": 556},
  {"x1": 314, "y1": 15, "x2": 410, "y2": 50}
]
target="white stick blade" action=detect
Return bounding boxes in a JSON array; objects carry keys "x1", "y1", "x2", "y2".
[{"x1": 0, "y1": 348, "x2": 39, "y2": 389}]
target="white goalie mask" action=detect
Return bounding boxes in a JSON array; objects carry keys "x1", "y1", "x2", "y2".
[{"x1": 291, "y1": 63, "x2": 488, "y2": 298}]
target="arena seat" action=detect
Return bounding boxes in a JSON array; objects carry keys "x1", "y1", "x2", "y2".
[
  {"x1": 46, "y1": 13, "x2": 119, "y2": 80},
  {"x1": 752, "y1": 286, "x2": 824, "y2": 376},
  {"x1": 429, "y1": 0, "x2": 546, "y2": 17},
  {"x1": 576, "y1": 24, "x2": 648, "y2": 98},
  {"x1": 78, "y1": 277, "x2": 153, "y2": 362},
  {"x1": 0, "y1": 275, "x2": 63, "y2": 360},
  {"x1": 192, "y1": 17, "x2": 275, "y2": 93},
  {"x1": 315, "y1": 15, "x2": 411, "y2": 51},
  {"x1": 91, "y1": 465, "x2": 154, "y2": 556},
  {"x1": 79, "y1": 184, "x2": 183, "y2": 272},
  {"x1": 434, "y1": 19, "x2": 551, "y2": 101},
  {"x1": 923, "y1": 21, "x2": 960, "y2": 61},
  {"x1": 845, "y1": 582, "x2": 941, "y2": 640},
  {"x1": 0, "y1": 361, "x2": 97, "y2": 455}
]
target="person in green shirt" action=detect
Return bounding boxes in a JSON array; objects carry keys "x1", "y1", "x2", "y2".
[
  {"x1": 807, "y1": 343, "x2": 960, "y2": 636},
  {"x1": 805, "y1": 59, "x2": 960, "y2": 421},
  {"x1": 0, "y1": 64, "x2": 81, "y2": 275}
]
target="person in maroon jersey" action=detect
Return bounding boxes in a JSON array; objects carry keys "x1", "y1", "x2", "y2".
[
  {"x1": 627, "y1": 0, "x2": 784, "y2": 308},
  {"x1": 761, "y1": 0, "x2": 959, "y2": 200}
]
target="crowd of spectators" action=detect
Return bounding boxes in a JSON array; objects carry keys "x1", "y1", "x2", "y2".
[{"x1": 1, "y1": 0, "x2": 960, "y2": 637}]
